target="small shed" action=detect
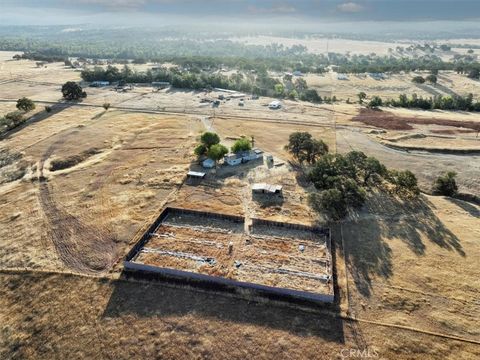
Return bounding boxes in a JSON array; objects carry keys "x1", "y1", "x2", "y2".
[
  {"x1": 252, "y1": 183, "x2": 283, "y2": 195},
  {"x1": 187, "y1": 171, "x2": 206, "y2": 179},
  {"x1": 202, "y1": 158, "x2": 215, "y2": 168}
]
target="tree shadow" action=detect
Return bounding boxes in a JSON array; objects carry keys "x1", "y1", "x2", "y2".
[
  {"x1": 433, "y1": 83, "x2": 461, "y2": 97},
  {"x1": 447, "y1": 197, "x2": 480, "y2": 218},
  {"x1": 0, "y1": 100, "x2": 75, "y2": 140},
  {"x1": 102, "y1": 276, "x2": 345, "y2": 343},
  {"x1": 340, "y1": 192, "x2": 465, "y2": 297},
  {"x1": 414, "y1": 83, "x2": 443, "y2": 97}
]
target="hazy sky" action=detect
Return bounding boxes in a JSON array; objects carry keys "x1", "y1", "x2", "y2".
[{"x1": 2, "y1": 0, "x2": 480, "y2": 26}]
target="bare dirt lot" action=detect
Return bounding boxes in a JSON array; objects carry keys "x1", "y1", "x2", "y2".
[{"x1": 1, "y1": 52, "x2": 480, "y2": 359}]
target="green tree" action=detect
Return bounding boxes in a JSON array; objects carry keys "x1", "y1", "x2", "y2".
[
  {"x1": 412, "y1": 76, "x2": 425, "y2": 84},
  {"x1": 194, "y1": 144, "x2": 207, "y2": 157},
  {"x1": 426, "y1": 74, "x2": 437, "y2": 84},
  {"x1": 432, "y1": 171, "x2": 458, "y2": 197},
  {"x1": 304, "y1": 139, "x2": 329, "y2": 164},
  {"x1": 286, "y1": 132, "x2": 312, "y2": 160},
  {"x1": 207, "y1": 144, "x2": 228, "y2": 166},
  {"x1": 16, "y1": 97, "x2": 35, "y2": 112},
  {"x1": 342, "y1": 178, "x2": 367, "y2": 208},
  {"x1": 357, "y1": 92, "x2": 367, "y2": 104},
  {"x1": 274, "y1": 83, "x2": 285, "y2": 97},
  {"x1": 367, "y1": 96, "x2": 383, "y2": 108},
  {"x1": 288, "y1": 89, "x2": 298, "y2": 100},
  {"x1": 200, "y1": 132, "x2": 220, "y2": 148},
  {"x1": 308, "y1": 189, "x2": 347, "y2": 220},
  {"x1": 390, "y1": 169, "x2": 419, "y2": 195},
  {"x1": 231, "y1": 137, "x2": 252, "y2": 153},
  {"x1": 308, "y1": 154, "x2": 344, "y2": 190},
  {"x1": 62, "y1": 82, "x2": 87, "y2": 101},
  {"x1": 362, "y1": 157, "x2": 387, "y2": 185}
]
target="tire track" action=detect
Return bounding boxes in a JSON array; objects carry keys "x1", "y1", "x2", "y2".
[{"x1": 37, "y1": 129, "x2": 117, "y2": 274}]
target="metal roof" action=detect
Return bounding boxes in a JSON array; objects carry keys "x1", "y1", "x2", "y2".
[
  {"x1": 187, "y1": 171, "x2": 206, "y2": 178},
  {"x1": 252, "y1": 183, "x2": 283, "y2": 193}
]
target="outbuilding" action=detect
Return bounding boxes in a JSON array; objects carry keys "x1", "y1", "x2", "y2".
[
  {"x1": 187, "y1": 171, "x2": 206, "y2": 179},
  {"x1": 252, "y1": 183, "x2": 283, "y2": 195}
]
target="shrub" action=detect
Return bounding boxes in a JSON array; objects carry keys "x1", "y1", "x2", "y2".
[
  {"x1": 432, "y1": 171, "x2": 458, "y2": 197},
  {"x1": 103, "y1": 102, "x2": 111, "y2": 110},
  {"x1": 44, "y1": 106, "x2": 52, "y2": 113}
]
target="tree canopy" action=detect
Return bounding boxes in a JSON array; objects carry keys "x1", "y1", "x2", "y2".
[
  {"x1": 16, "y1": 97, "x2": 35, "y2": 112},
  {"x1": 231, "y1": 138, "x2": 252, "y2": 153},
  {"x1": 61, "y1": 82, "x2": 87, "y2": 101}
]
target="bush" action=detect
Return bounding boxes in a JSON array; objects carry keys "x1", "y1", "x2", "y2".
[
  {"x1": 103, "y1": 102, "x2": 111, "y2": 110},
  {"x1": 44, "y1": 106, "x2": 52, "y2": 113},
  {"x1": 432, "y1": 171, "x2": 458, "y2": 197}
]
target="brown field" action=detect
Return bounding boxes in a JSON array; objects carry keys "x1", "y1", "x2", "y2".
[{"x1": 1, "y1": 52, "x2": 480, "y2": 359}]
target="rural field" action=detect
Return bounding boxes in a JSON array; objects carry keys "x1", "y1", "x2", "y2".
[{"x1": 0, "y1": 42, "x2": 479, "y2": 360}]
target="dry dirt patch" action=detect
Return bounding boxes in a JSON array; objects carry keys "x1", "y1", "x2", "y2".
[{"x1": 352, "y1": 108, "x2": 480, "y2": 132}]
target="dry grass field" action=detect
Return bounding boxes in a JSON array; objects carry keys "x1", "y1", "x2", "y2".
[{"x1": 1, "y1": 53, "x2": 479, "y2": 359}]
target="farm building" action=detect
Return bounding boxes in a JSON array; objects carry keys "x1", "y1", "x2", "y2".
[
  {"x1": 202, "y1": 158, "x2": 215, "y2": 168},
  {"x1": 252, "y1": 183, "x2": 283, "y2": 195}
]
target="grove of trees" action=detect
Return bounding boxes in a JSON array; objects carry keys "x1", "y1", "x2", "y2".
[{"x1": 286, "y1": 132, "x2": 420, "y2": 220}]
